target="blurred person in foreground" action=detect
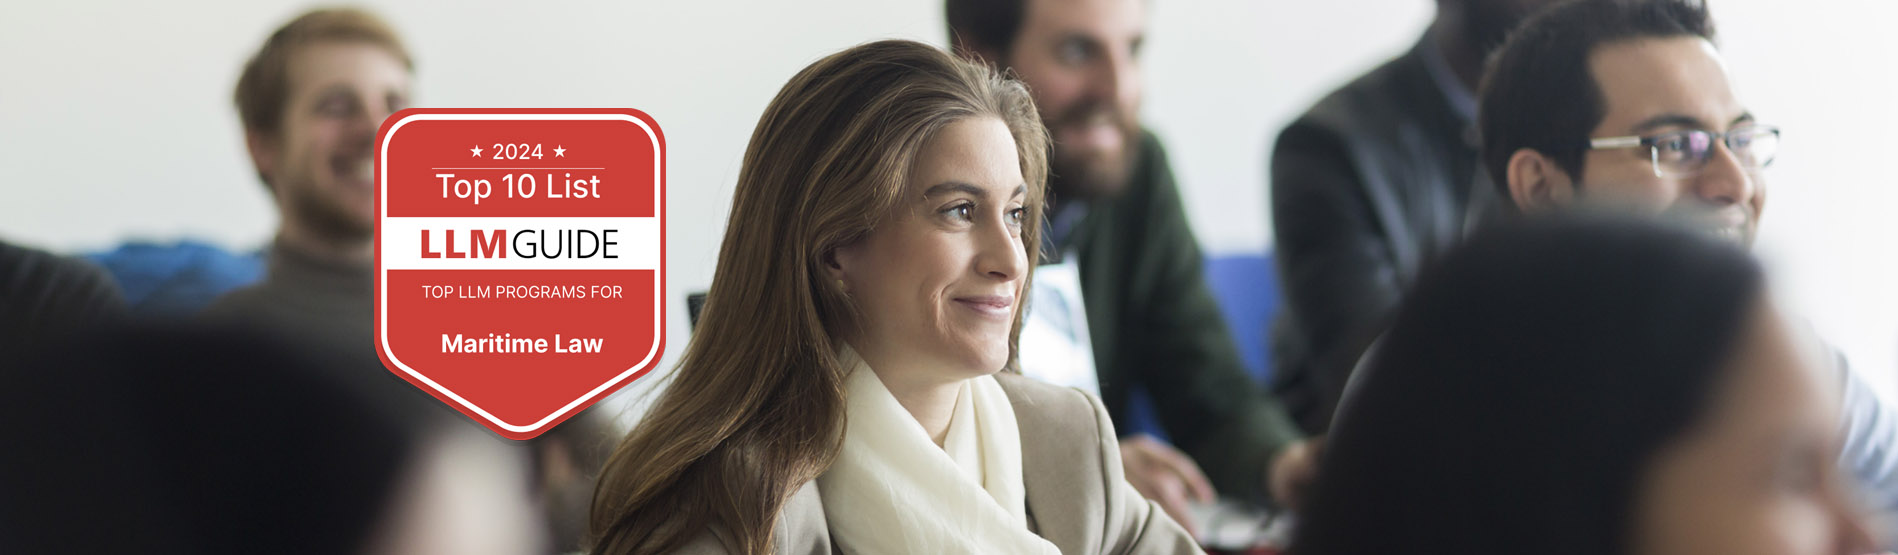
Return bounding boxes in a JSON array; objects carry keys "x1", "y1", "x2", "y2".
[
  {"x1": 0, "y1": 240, "x2": 124, "y2": 348},
  {"x1": 1, "y1": 324, "x2": 542, "y2": 554},
  {"x1": 587, "y1": 39, "x2": 1200, "y2": 554},
  {"x1": 1292, "y1": 214, "x2": 1882, "y2": 555}
]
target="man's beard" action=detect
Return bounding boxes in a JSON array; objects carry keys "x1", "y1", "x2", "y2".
[
  {"x1": 1564, "y1": 192, "x2": 1759, "y2": 247},
  {"x1": 285, "y1": 179, "x2": 375, "y2": 245},
  {"x1": 1046, "y1": 98, "x2": 1140, "y2": 201},
  {"x1": 1665, "y1": 202, "x2": 1759, "y2": 247}
]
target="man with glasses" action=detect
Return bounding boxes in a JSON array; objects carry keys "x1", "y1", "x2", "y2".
[
  {"x1": 1585, "y1": 125, "x2": 1779, "y2": 178},
  {"x1": 1472, "y1": 0, "x2": 1898, "y2": 517},
  {"x1": 1482, "y1": 0, "x2": 1771, "y2": 244}
]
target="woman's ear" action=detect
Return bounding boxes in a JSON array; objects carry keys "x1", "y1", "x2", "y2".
[
  {"x1": 822, "y1": 246, "x2": 850, "y2": 285},
  {"x1": 1506, "y1": 148, "x2": 1577, "y2": 212}
]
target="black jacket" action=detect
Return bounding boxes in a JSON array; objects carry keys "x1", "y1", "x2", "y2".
[
  {"x1": 1267, "y1": 37, "x2": 1499, "y2": 433},
  {"x1": 0, "y1": 241, "x2": 125, "y2": 346},
  {"x1": 1063, "y1": 130, "x2": 1304, "y2": 503}
]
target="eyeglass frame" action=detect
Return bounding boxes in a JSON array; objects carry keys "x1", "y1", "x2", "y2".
[{"x1": 1584, "y1": 125, "x2": 1781, "y2": 178}]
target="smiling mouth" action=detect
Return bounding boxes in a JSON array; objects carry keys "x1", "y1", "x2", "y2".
[
  {"x1": 1708, "y1": 224, "x2": 1745, "y2": 244},
  {"x1": 334, "y1": 157, "x2": 374, "y2": 188},
  {"x1": 953, "y1": 295, "x2": 1015, "y2": 317},
  {"x1": 1693, "y1": 210, "x2": 1750, "y2": 243}
]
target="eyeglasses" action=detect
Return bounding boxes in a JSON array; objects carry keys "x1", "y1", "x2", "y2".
[{"x1": 1586, "y1": 125, "x2": 1781, "y2": 178}]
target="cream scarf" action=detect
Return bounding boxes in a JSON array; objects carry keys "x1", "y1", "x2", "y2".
[{"x1": 817, "y1": 348, "x2": 1062, "y2": 555}]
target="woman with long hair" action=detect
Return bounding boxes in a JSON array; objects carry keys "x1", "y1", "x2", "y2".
[
  {"x1": 1290, "y1": 214, "x2": 1878, "y2": 555},
  {"x1": 588, "y1": 39, "x2": 1200, "y2": 555}
]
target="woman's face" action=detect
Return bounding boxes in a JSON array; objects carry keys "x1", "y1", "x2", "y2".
[
  {"x1": 832, "y1": 116, "x2": 1029, "y2": 384},
  {"x1": 1634, "y1": 299, "x2": 1877, "y2": 555}
]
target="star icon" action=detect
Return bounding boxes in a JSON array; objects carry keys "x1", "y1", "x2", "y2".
[
  {"x1": 470, "y1": 145, "x2": 484, "y2": 157},
  {"x1": 553, "y1": 145, "x2": 567, "y2": 158}
]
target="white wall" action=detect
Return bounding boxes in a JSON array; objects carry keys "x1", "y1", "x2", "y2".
[
  {"x1": 3, "y1": 0, "x2": 1892, "y2": 407},
  {"x1": 1718, "y1": 0, "x2": 1898, "y2": 400}
]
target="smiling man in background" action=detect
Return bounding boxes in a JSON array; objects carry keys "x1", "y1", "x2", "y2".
[
  {"x1": 199, "y1": 11, "x2": 613, "y2": 554},
  {"x1": 203, "y1": 7, "x2": 410, "y2": 342},
  {"x1": 947, "y1": 0, "x2": 1321, "y2": 535}
]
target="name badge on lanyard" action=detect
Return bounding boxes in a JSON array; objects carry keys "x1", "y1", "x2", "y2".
[{"x1": 1017, "y1": 255, "x2": 1099, "y2": 396}]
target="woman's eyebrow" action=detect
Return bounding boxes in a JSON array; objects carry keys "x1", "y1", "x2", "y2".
[
  {"x1": 921, "y1": 182, "x2": 1025, "y2": 200},
  {"x1": 923, "y1": 181, "x2": 986, "y2": 199}
]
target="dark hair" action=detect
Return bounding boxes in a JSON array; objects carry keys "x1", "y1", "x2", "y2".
[
  {"x1": 1478, "y1": 0, "x2": 1715, "y2": 196},
  {"x1": 945, "y1": 0, "x2": 1026, "y2": 58},
  {"x1": 1, "y1": 324, "x2": 451, "y2": 554},
  {"x1": 1289, "y1": 213, "x2": 1764, "y2": 555}
]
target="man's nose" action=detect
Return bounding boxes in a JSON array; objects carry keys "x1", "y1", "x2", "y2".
[
  {"x1": 1693, "y1": 139, "x2": 1757, "y2": 207},
  {"x1": 1088, "y1": 46, "x2": 1140, "y2": 117}
]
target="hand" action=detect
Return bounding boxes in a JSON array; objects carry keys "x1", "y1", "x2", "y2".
[
  {"x1": 1267, "y1": 437, "x2": 1324, "y2": 511},
  {"x1": 1119, "y1": 434, "x2": 1216, "y2": 538}
]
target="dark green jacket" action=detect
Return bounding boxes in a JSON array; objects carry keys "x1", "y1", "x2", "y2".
[{"x1": 1059, "y1": 130, "x2": 1304, "y2": 503}]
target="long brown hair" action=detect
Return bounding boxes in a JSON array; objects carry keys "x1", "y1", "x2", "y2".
[{"x1": 588, "y1": 39, "x2": 1049, "y2": 554}]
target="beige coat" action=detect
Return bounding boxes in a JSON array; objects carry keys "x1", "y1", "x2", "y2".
[{"x1": 676, "y1": 372, "x2": 1204, "y2": 554}]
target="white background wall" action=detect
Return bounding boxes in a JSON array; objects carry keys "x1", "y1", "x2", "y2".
[{"x1": 3, "y1": 1, "x2": 1893, "y2": 409}]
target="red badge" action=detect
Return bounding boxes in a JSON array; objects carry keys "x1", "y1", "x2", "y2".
[{"x1": 375, "y1": 108, "x2": 666, "y2": 439}]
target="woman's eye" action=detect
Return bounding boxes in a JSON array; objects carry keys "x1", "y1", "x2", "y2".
[
  {"x1": 1006, "y1": 207, "x2": 1026, "y2": 226},
  {"x1": 1658, "y1": 136, "x2": 1688, "y2": 152},
  {"x1": 942, "y1": 203, "x2": 974, "y2": 222}
]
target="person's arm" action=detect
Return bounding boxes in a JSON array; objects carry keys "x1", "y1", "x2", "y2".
[
  {"x1": 1120, "y1": 142, "x2": 1303, "y2": 505},
  {"x1": 0, "y1": 242, "x2": 126, "y2": 341},
  {"x1": 1831, "y1": 348, "x2": 1898, "y2": 514},
  {"x1": 1269, "y1": 121, "x2": 1408, "y2": 430}
]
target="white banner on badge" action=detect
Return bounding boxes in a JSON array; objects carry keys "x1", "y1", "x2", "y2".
[{"x1": 381, "y1": 216, "x2": 659, "y2": 271}]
